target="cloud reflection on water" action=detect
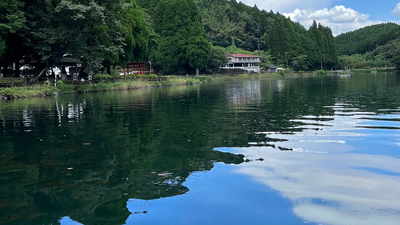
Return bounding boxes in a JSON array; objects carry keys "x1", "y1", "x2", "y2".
[
  {"x1": 219, "y1": 103, "x2": 400, "y2": 225},
  {"x1": 227, "y1": 147, "x2": 400, "y2": 225}
]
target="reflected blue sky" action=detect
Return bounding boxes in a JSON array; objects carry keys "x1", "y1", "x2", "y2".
[
  {"x1": 59, "y1": 163, "x2": 308, "y2": 225},
  {"x1": 124, "y1": 164, "x2": 306, "y2": 225},
  {"x1": 214, "y1": 103, "x2": 400, "y2": 225},
  {"x1": 59, "y1": 217, "x2": 82, "y2": 225},
  {"x1": 221, "y1": 146, "x2": 400, "y2": 225}
]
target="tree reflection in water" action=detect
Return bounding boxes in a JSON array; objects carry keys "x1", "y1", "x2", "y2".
[{"x1": 0, "y1": 92, "x2": 244, "y2": 225}]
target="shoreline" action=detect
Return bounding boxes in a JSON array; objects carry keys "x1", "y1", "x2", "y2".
[{"x1": 0, "y1": 70, "x2": 390, "y2": 100}]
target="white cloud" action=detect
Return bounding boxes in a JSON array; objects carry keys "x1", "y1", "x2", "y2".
[
  {"x1": 392, "y1": 3, "x2": 400, "y2": 16},
  {"x1": 283, "y1": 5, "x2": 383, "y2": 36},
  {"x1": 240, "y1": 0, "x2": 334, "y2": 13}
]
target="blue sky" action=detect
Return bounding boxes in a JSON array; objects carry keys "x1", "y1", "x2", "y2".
[
  {"x1": 240, "y1": 0, "x2": 400, "y2": 35},
  {"x1": 336, "y1": 0, "x2": 398, "y2": 20}
]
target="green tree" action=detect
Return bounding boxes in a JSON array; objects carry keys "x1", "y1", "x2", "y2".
[
  {"x1": 0, "y1": 0, "x2": 25, "y2": 57},
  {"x1": 307, "y1": 21, "x2": 337, "y2": 69},
  {"x1": 139, "y1": 9, "x2": 158, "y2": 64},
  {"x1": 203, "y1": 45, "x2": 227, "y2": 74},
  {"x1": 21, "y1": 0, "x2": 122, "y2": 75},
  {"x1": 186, "y1": 22, "x2": 211, "y2": 75},
  {"x1": 336, "y1": 23, "x2": 400, "y2": 55},
  {"x1": 0, "y1": 0, "x2": 25, "y2": 78},
  {"x1": 291, "y1": 54, "x2": 308, "y2": 71},
  {"x1": 370, "y1": 38, "x2": 400, "y2": 70},
  {"x1": 156, "y1": 36, "x2": 185, "y2": 74},
  {"x1": 154, "y1": 0, "x2": 211, "y2": 74},
  {"x1": 259, "y1": 50, "x2": 273, "y2": 71},
  {"x1": 153, "y1": 0, "x2": 169, "y2": 35},
  {"x1": 116, "y1": 0, "x2": 149, "y2": 67}
]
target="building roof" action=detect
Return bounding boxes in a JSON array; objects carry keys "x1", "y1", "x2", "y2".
[
  {"x1": 269, "y1": 65, "x2": 278, "y2": 69},
  {"x1": 28, "y1": 57, "x2": 82, "y2": 66},
  {"x1": 60, "y1": 57, "x2": 82, "y2": 64},
  {"x1": 227, "y1": 54, "x2": 261, "y2": 58}
]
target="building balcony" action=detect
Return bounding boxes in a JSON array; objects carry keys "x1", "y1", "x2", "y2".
[
  {"x1": 220, "y1": 66, "x2": 260, "y2": 73},
  {"x1": 221, "y1": 66, "x2": 259, "y2": 69},
  {"x1": 228, "y1": 59, "x2": 260, "y2": 63}
]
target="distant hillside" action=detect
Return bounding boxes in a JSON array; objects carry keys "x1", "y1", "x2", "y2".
[{"x1": 336, "y1": 23, "x2": 400, "y2": 55}]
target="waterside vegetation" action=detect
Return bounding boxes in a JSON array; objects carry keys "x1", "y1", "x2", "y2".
[
  {"x1": 0, "y1": 71, "x2": 332, "y2": 100},
  {"x1": 351, "y1": 67, "x2": 396, "y2": 73}
]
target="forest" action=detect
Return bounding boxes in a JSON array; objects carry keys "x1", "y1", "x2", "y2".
[
  {"x1": 1, "y1": 0, "x2": 396, "y2": 77},
  {"x1": 335, "y1": 23, "x2": 400, "y2": 70},
  {"x1": 135, "y1": 0, "x2": 338, "y2": 74},
  {"x1": 0, "y1": 0, "x2": 149, "y2": 78}
]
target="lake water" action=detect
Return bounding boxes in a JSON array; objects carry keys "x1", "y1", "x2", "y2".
[{"x1": 1, "y1": 73, "x2": 400, "y2": 225}]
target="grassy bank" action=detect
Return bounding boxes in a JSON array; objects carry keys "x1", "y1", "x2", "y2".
[
  {"x1": 0, "y1": 76, "x2": 195, "y2": 100},
  {"x1": 351, "y1": 67, "x2": 396, "y2": 73},
  {"x1": 0, "y1": 85, "x2": 58, "y2": 99},
  {"x1": 0, "y1": 72, "x2": 324, "y2": 100}
]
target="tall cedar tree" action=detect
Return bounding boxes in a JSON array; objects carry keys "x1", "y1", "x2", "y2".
[
  {"x1": 154, "y1": 0, "x2": 210, "y2": 74},
  {"x1": 116, "y1": 0, "x2": 149, "y2": 66},
  {"x1": 187, "y1": 21, "x2": 211, "y2": 75},
  {"x1": 100, "y1": 0, "x2": 149, "y2": 74}
]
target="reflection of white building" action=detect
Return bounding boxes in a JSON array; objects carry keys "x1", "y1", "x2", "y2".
[
  {"x1": 225, "y1": 80, "x2": 261, "y2": 106},
  {"x1": 220, "y1": 54, "x2": 261, "y2": 73}
]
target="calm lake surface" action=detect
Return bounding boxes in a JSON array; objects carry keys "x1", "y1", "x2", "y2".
[{"x1": 1, "y1": 72, "x2": 400, "y2": 225}]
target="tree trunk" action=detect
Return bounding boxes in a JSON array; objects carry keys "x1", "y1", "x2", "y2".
[{"x1": 196, "y1": 68, "x2": 199, "y2": 76}]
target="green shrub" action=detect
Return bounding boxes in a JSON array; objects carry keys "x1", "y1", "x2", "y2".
[
  {"x1": 94, "y1": 74, "x2": 112, "y2": 80},
  {"x1": 236, "y1": 74, "x2": 251, "y2": 79},
  {"x1": 43, "y1": 80, "x2": 51, "y2": 86},
  {"x1": 126, "y1": 74, "x2": 137, "y2": 78},
  {"x1": 316, "y1": 70, "x2": 327, "y2": 75},
  {"x1": 196, "y1": 75, "x2": 212, "y2": 81},
  {"x1": 57, "y1": 80, "x2": 75, "y2": 93},
  {"x1": 376, "y1": 67, "x2": 396, "y2": 72},
  {"x1": 186, "y1": 78, "x2": 200, "y2": 85}
]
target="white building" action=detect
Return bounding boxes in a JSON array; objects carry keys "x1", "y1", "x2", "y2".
[{"x1": 220, "y1": 54, "x2": 261, "y2": 73}]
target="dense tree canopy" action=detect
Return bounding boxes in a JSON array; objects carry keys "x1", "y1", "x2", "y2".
[
  {"x1": 0, "y1": 0, "x2": 149, "y2": 77},
  {"x1": 0, "y1": 0, "x2": 25, "y2": 57},
  {"x1": 187, "y1": 21, "x2": 211, "y2": 74},
  {"x1": 135, "y1": 0, "x2": 339, "y2": 72},
  {"x1": 112, "y1": 0, "x2": 149, "y2": 72},
  {"x1": 153, "y1": 0, "x2": 210, "y2": 74},
  {"x1": 335, "y1": 23, "x2": 400, "y2": 70},
  {"x1": 7, "y1": 0, "x2": 393, "y2": 77},
  {"x1": 336, "y1": 23, "x2": 400, "y2": 56}
]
